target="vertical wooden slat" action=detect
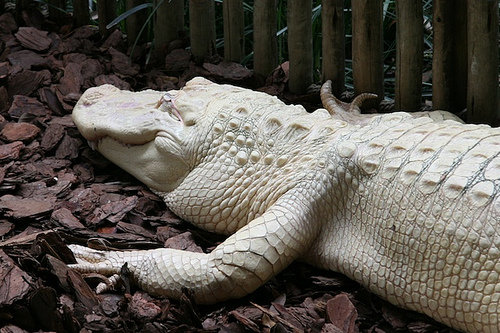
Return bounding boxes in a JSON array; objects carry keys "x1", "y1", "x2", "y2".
[
  {"x1": 432, "y1": 0, "x2": 467, "y2": 113},
  {"x1": 16, "y1": 0, "x2": 33, "y2": 23},
  {"x1": 97, "y1": 1, "x2": 116, "y2": 36},
  {"x1": 189, "y1": 0, "x2": 216, "y2": 63},
  {"x1": 352, "y1": 0, "x2": 384, "y2": 101},
  {"x1": 395, "y1": 0, "x2": 423, "y2": 111},
  {"x1": 253, "y1": 0, "x2": 277, "y2": 82},
  {"x1": 223, "y1": 0, "x2": 244, "y2": 62},
  {"x1": 467, "y1": 0, "x2": 499, "y2": 125},
  {"x1": 48, "y1": 0, "x2": 66, "y2": 22},
  {"x1": 126, "y1": 0, "x2": 147, "y2": 47},
  {"x1": 321, "y1": 0, "x2": 345, "y2": 96},
  {"x1": 154, "y1": 0, "x2": 184, "y2": 60},
  {"x1": 288, "y1": 0, "x2": 313, "y2": 94},
  {"x1": 73, "y1": 0, "x2": 90, "y2": 27}
]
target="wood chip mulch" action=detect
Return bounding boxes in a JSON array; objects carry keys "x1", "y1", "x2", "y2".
[{"x1": 0, "y1": 11, "x2": 456, "y2": 333}]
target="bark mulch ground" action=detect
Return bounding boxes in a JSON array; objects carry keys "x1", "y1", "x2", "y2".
[{"x1": 0, "y1": 11, "x2": 456, "y2": 333}]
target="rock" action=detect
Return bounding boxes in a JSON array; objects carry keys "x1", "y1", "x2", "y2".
[
  {"x1": 14, "y1": 27, "x2": 52, "y2": 51},
  {"x1": 1, "y1": 123, "x2": 40, "y2": 142}
]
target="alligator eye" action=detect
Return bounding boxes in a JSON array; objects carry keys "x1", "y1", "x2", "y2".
[{"x1": 157, "y1": 93, "x2": 183, "y2": 123}]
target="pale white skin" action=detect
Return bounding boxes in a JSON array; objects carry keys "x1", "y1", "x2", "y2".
[{"x1": 71, "y1": 77, "x2": 500, "y2": 333}]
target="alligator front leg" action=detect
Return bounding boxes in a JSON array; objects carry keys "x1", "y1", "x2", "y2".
[{"x1": 69, "y1": 191, "x2": 320, "y2": 304}]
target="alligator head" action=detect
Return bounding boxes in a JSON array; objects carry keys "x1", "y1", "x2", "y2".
[{"x1": 72, "y1": 77, "x2": 229, "y2": 192}]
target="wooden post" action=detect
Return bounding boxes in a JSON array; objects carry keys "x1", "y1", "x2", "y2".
[
  {"x1": 288, "y1": 0, "x2": 313, "y2": 94},
  {"x1": 321, "y1": 0, "x2": 345, "y2": 96},
  {"x1": 97, "y1": 1, "x2": 116, "y2": 36},
  {"x1": 253, "y1": 0, "x2": 277, "y2": 82},
  {"x1": 47, "y1": 0, "x2": 66, "y2": 22},
  {"x1": 16, "y1": 0, "x2": 33, "y2": 23},
  {"x1": 154, "y1": 0, "x2": 184, "y2": 60},
  {"x1": 432, "y1": 0, "x2": 467, "y2": 113},
  {"x1": 223, "y1": 0, "x2": 244, "y2": 62},
  {"x1": 73, "y1": 0, "x2": 90, "y2": 27},
  {"x1": 395, "y1": 0, "x2": 423, "y2": 111},
  {"x1": 125, "y1": 0, "x2": 147, "y2": 47},
  {"x1": 189, "y1": 0, "x2": 216, "y2": 63},
  {"x1": 352, "y1": 0, "x2": 384, "y2": 101},
  {"x1": 467, "y1": 0, "x2": 499, "y2": 125}
]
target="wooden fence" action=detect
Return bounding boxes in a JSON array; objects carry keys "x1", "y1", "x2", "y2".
[{"x1": 69, "y1": 1, "x2": 500, "y2": 125}]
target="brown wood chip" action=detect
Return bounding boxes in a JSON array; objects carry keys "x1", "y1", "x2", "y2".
[
  {"x1": 0, "y1": 249, "x2": 33, "y2": 305},
  {"x1": 0, "y1": 141, "x2": 24, "y2": 161},
  {"x1": 15, "y1": 27, "x2": 52, "y2": 51},
  {"x1": 325, "y1": 293, "x2": 358, "y2": 333},
  {"x1": 0, "y1": 194, "x2": 54, "y2": 219},
  {"x1": 1, "y1": 122, "x2": 40, "y2": 142}
]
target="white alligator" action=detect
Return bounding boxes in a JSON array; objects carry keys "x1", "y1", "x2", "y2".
[{"x1": 70, "y1": 77, "x2": 500, "y2": 333}]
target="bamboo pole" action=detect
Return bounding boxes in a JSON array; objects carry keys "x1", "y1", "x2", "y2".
[
  {"x1": 395, "y1": 0, "x2": 423, "y2": 111},
  {"x1": 97, "y1": 1, "x2": 116, "y2": 36},
  {"x1": 352, "y1": 0, "x2": 384, "y2": 102},
  {"x1": 73, "y1": 0, "x2": 90, "y2": 27},
  {"x1": 154, "y1": 0, "x2": 184, "y2": 60},
  {"x1": 432, "y1": 0, "x2": 467, "y2": 113},
  {"x1": 253, "y1": 0, "x2": 277, "y2": 82},
  {"x1": 189, "y1": 0, "x2": 216, "y2": 63},
  {"x1": 223, "y1": 0, "x2": 244, "y2": 62},
  {"x1": 288, "y1": 0, "x2": 313, "y2": 94},
  {"x1": 467, "y1": 0, "x2": 499, "y2": 125},
  {"x1": 321, "y1": 0, "x2": 345, "y2": 96}
]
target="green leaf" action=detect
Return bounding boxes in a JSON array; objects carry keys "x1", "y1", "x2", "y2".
[{"x1": 106, "y1": 3, "x2": 153, "y2": 30}]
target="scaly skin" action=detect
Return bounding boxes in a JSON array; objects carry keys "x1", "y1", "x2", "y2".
[{"x1": 70, "y1": 77, "x2": 500, "y2": 333}]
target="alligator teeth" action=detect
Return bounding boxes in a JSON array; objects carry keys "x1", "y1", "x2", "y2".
[{"x1": 87, "y1": 140, "x2": 97, "y2": 150}]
